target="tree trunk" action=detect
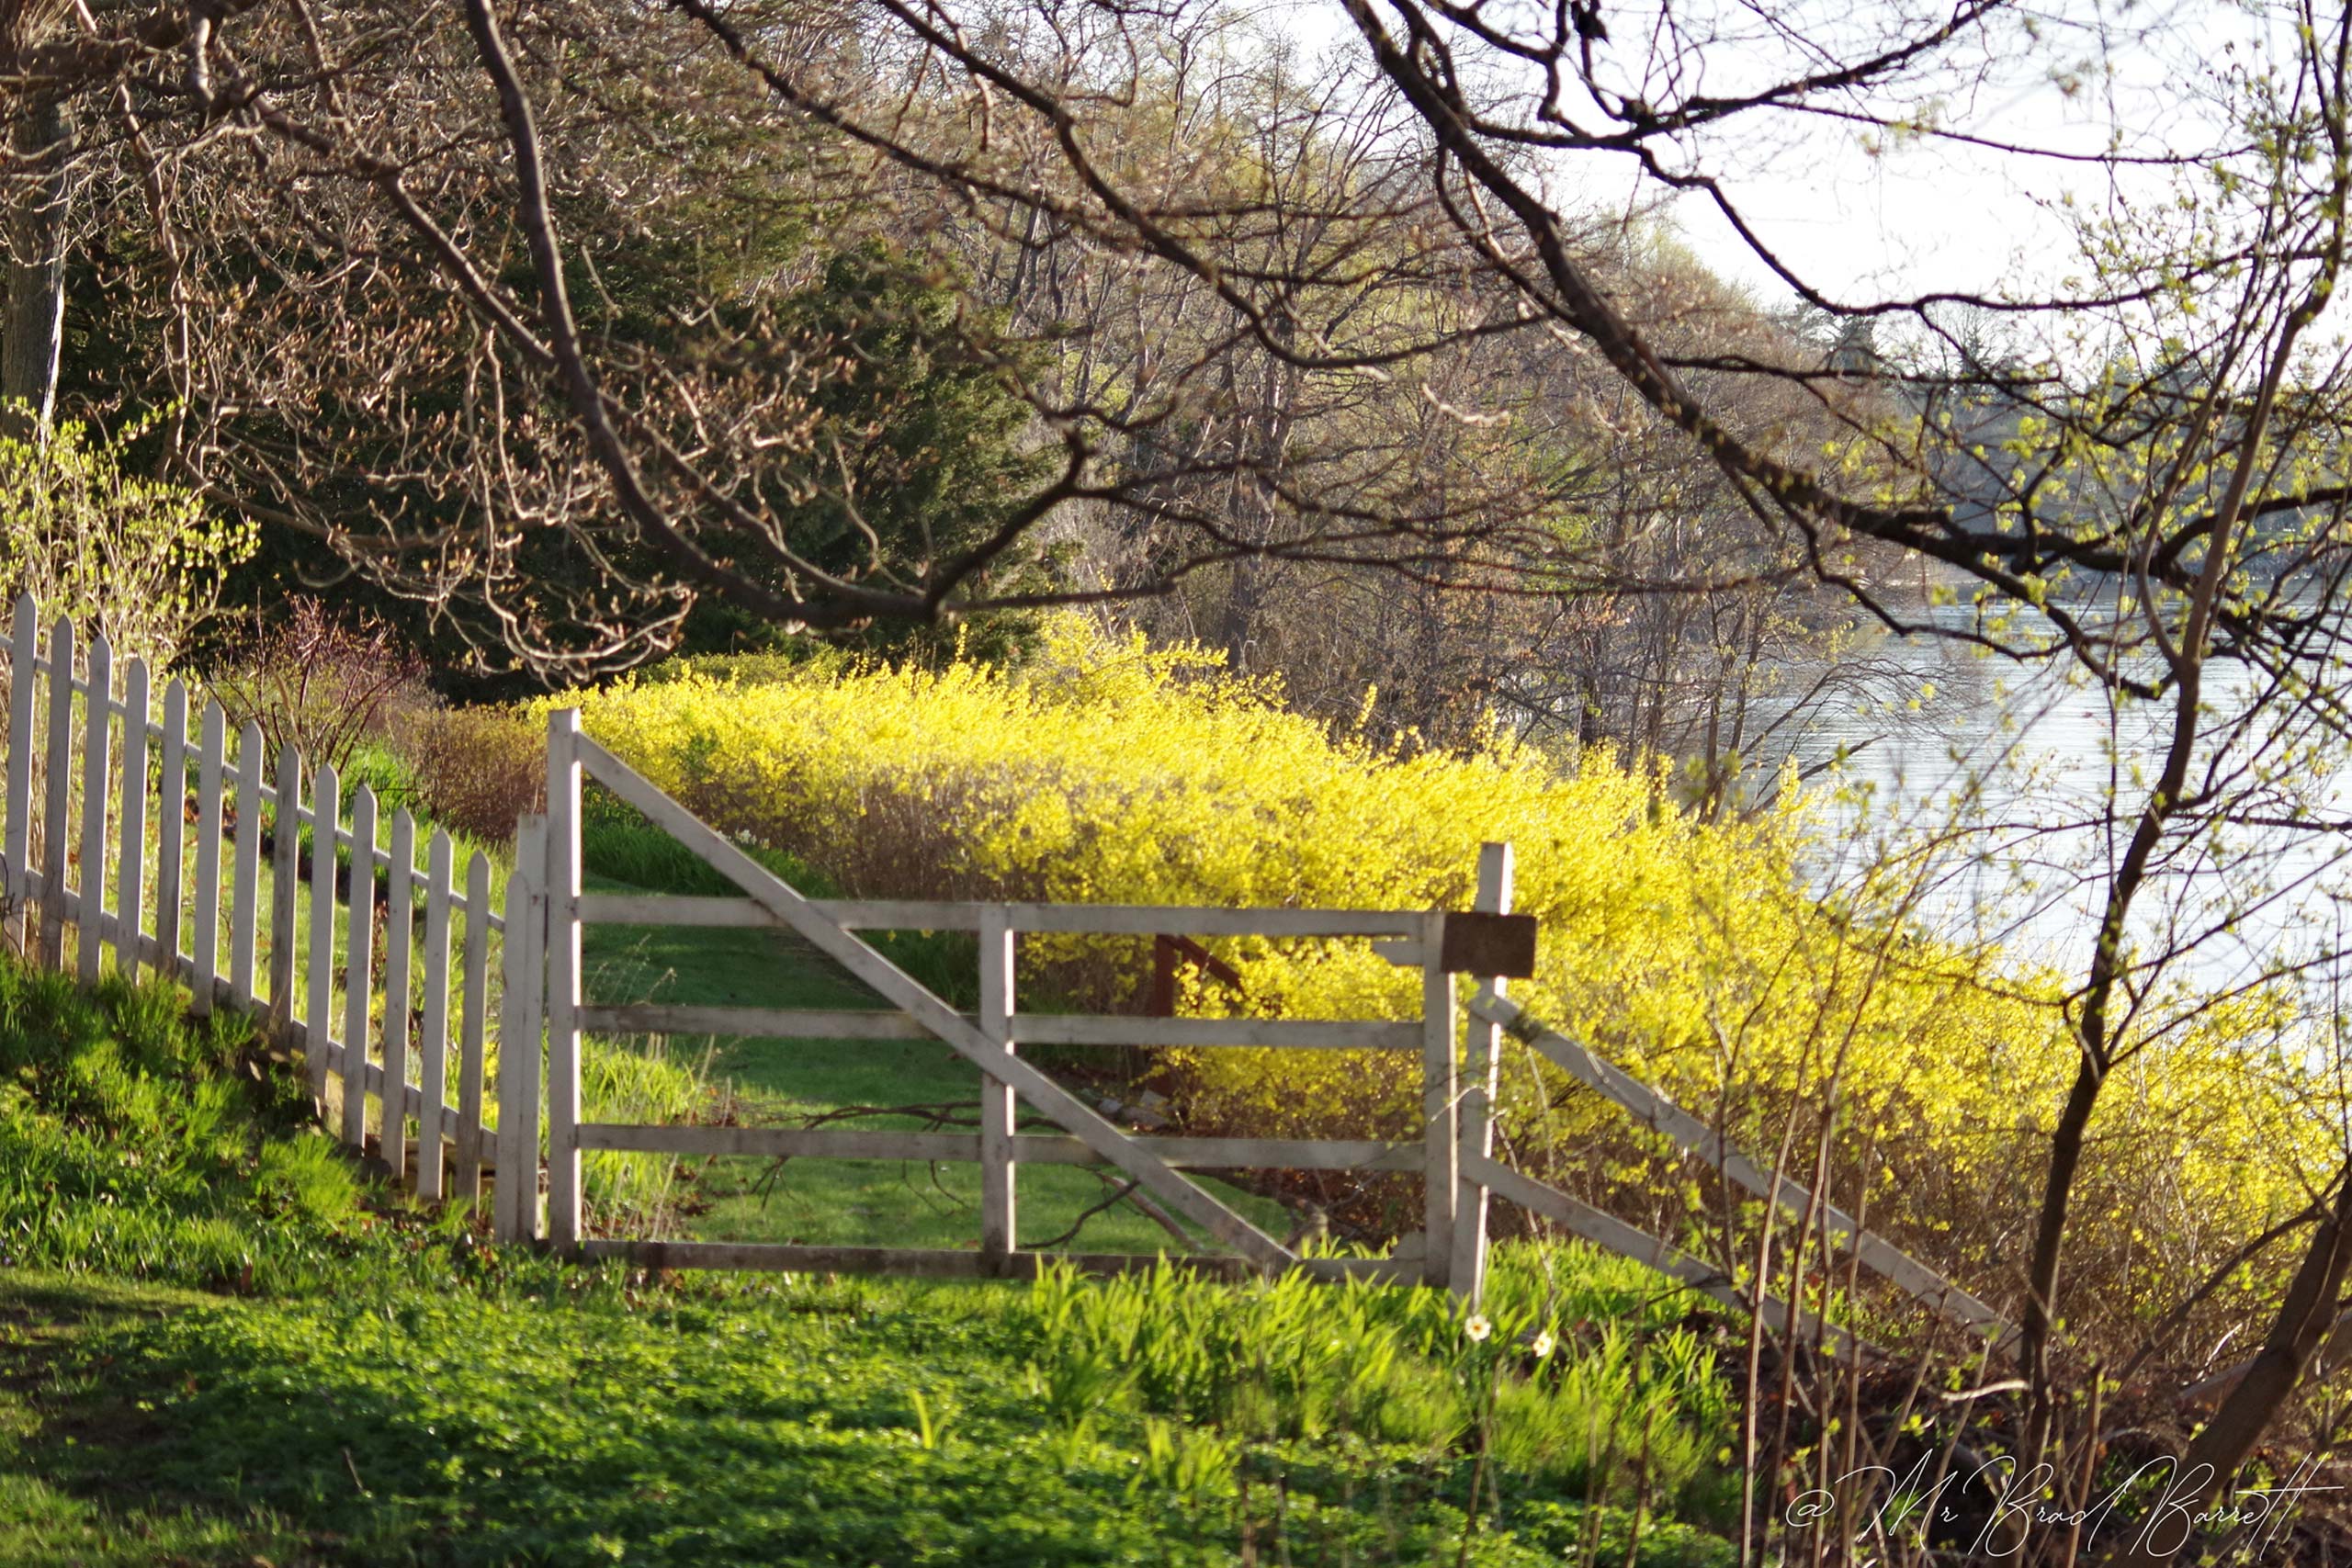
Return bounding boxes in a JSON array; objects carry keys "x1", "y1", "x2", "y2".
[
  {"x1": 2, "y1": 91, "x2": 67, "y2": 440},
  {"x1": 2103, "y1": 1158, "x2": 2352, "y2": 1565}
]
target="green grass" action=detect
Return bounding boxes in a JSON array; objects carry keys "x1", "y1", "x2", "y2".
[{"x1": 0, "y1": 945, "x2": 1739, "y2": 1565}]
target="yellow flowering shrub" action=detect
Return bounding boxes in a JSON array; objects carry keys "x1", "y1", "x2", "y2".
[{"x1": 555, "y1": 620, "x2": 2333, "y2": 1333}]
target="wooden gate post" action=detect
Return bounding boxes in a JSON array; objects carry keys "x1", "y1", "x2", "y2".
[
  {"x1": 1450, "y1": 841, "x2": 1515, "y2": 1302},
  {"x1": 546, "y1": 710, "x2": 585, "y2": 1250},
  {"x1": 497, "y1": 815, "x2": 548, "y2": 1243},
  {"x1": 978, "y1": 905, "x2": 1017, "y2": 1274},
  {"x1": 1419, "y1": 913, "x2": 1456, "y2": 1288}
]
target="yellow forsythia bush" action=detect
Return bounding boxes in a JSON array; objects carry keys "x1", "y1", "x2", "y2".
[{"x1": 555, "y1": 619, "x2": 2332, "y2": 1330}]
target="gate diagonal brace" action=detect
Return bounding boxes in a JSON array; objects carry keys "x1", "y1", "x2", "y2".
[{"x1": 1464, "y1": 987, "x2": 2013, "y2": 1348}]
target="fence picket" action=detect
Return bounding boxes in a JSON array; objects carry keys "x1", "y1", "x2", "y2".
[
  {"x1": 418, "y1": 829, "x2": 454, "y2": 1201},
  {"x1": 381, "y1": 808, "x2": 415, "y2": 1183},
  {"x1": 231, "y1": 720, "x2": 264, "y2": 1007},
  {"x1": 191, "y1": 702, "x2": 225, "y2": 1012},
  {"x1": 38, "y1": 615, "x2": 71, "y2": 968},
  {"x1": 979, "y1": 906, "x2": 1016, "y2": 1273},
  {"x1": 456, "y1": 850, "x2": 492, "y2": 1204},
  {"x1": 75, "y1": 636, "x2": 112, "y2": 986},
  {"x1": 6, "y1": 596, "x2": 37, "y2": 953},
  {"x1": 307, "y1": 763, "x2": 339, "y2": 1100},
  {"x1": 341, "y1": 785, "x2": 378, "y2": 1151},
  {"x1": 269, "y1": 745, "x2": 300, "y2": 1023},
  {"x1": 156, "y1": 680, "x2": 187, "y2": 976},
  {"x1": 116, "y1": 660, "x2": 148, "y2": 983}
]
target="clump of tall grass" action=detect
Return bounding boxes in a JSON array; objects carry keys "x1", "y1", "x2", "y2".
[
  {"x1": 0, "y1": 959, "x2": 386, "y2": 1294},
  {"x1": 1018, "y1": 1247, "x2": 1736, "y2": 1518}
]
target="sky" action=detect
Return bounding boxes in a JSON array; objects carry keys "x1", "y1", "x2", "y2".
[{"x1": 1268, "y1": 0, "x2": 2268, "y2": 318}]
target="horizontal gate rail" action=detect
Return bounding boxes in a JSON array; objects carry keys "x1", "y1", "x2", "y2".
[
  {"x1": 573, "y1": 1004, "x2": 1421, "y2": 1052},
  {"x1": 578, "y1": 1122, "x2": 1420, "y2": 1171},
  {"x1": 579, "y1": 891, "x2": 1425, "y2": 938}
]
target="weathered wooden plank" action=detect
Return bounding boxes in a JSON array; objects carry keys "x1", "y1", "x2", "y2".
[
  {"x1": 36, "y1": 615, "x2": 71, "y2": 969},
  {"x1": 1451, "y1": 842, "x2": 1513, "y2": 1302},
  {"x1": 544, "y1": 712, "x2": 583, "y2": 1248},
  {"x1": 1009, "y1": 1015, "x2": 1420, "y2": 1051},
  {"x1": 190, "y1": 701, "x2": 225, "y2": 1013},
  {"x1": 577, "y1": 1239, "x2": 1251, "y2": 1280},
  {"x1": 576, "y1": 1003, "x2": 925, "y2": 1040},
  {"x1": 582, "y1": 1124, "x2": 982, "y2": 1161},
  {"x1": 268, "y1": 746, "x2": 300, "y2": 1024},
  {"x1": 380, "y1": 808, "x2": 416, "y2": 1186},
  {"x1": 1465, "y1": 988, "x2": 2010, "y2": 1338},
  {"x1": 978, "y1": 905, "x2": 1016, "y2": 1273},
  {"x1": 305, "y1": 763, "x2": 339, "y2": 1100},
  {"x1": 341, "y1": 786, "x2": 377, "y2": 1151},
  {"x1": 576, "y1": 891, "x2": 1422, "y2": 939},
  {"x1": 114, "y1": 659, "x2": 148, "y2": 986},
  {"x1": 74, "y1": 635, "x2": 110, "y2": 985},
  {"x1": 576, "y1": 733, "x2": 1296, "y2": 1271},
  {"x1": 495, "y1": 818, "x2": 546, "y2": 1242},
  {"x1": 154, "y1": 681, "x2": 187, "y2": 975},
  {"x1": 1462, "y1": 1153, "x2": 1868, "y2": 1358},
  {"x1": 417, "y1": 829, "x2": 454, "y2": 1201},
  {"x1": 455, "y1": 850, "x2": 492, "y2": 1204},
  {"x1": 1420, "y1": 909, "x2": 1455, "y2": 1290},
  {"x1": 5, "y1": 597, "x2": 37, "y2": 954},
  {"x1": 1006, "y1": 905, "x2": 1423, "y2": 938},
  {"x1": 579, "y1": 1122, "x2": 1419, "y2": 1171},
  {"x1": 229, "y1": 720, "x2": 265, "y2": 1008}
]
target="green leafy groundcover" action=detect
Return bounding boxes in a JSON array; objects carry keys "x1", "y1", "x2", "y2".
[
  {"x1": 5, "y1": 1269, "x2": 1734, "y2": 1567},
  {"x1": 0, "y1": 954, "x2": 1738, "y2": 1565}
]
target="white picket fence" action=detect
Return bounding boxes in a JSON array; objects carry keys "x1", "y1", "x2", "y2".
[{"x1": 0, "y1": 597, "x2": 511, "y2": 1210}]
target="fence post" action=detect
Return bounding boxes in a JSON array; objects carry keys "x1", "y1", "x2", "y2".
[
  {"x1": 978, "y1": 904, "x2": 1016, "y2": 1274},
  {"x1": 38, "y1": 615, "x2": 71, "y2": 969},
  {"x1": 6, "y1": 596, "x2": 36, "y2": 955},
  {"x1": 306, "y1": 761, "x2": 340, "y2": 1102},
  {"x1": 155, "y1": 679, "x2": 187, "y2": 979},
  {"x1": 418, "y1": 828, "x2": 455, "y2": 1201},
  {"x1": 545, "y1": 710, "x2": 583, "y2": 1250},
  {"x1": 231, "y1": 720, "x2": 265, "y2": 1007},
  {"x1": 1420, "y1": 910, "x2": 1456, "y2": 1288},
  {"x1": 341, "y1": 785, "x2": 378, "y2": 1152},
  {"x1": 382, "y1": 807, "x2": 416, "y2": 1185},
  {"x1": 191, "y1": 701, "x2": 225, "y2": 1013},
  {"x1": 1450, "y1": 841, "x2": 1515, "y2": 1302},
  {"x1": 74, "y1": 634, "x2": 109, "y2": 986},
  {"x1": 496, "y1": 814, "x2": 547, "y2": 1244},
  {"x1": 456, "y1": 850, "x2": 492, "y2": 1205},
  {"x1": 268, "y1": 746, "x2": 300, "y2": 1026},
  {"x1": 116, "y1": 659, "x2": 148, "y2": 984}
]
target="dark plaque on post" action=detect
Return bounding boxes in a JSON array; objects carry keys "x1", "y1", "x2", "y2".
[{"x1": 1438, "y1": 912, "x2": 1539, "y2": 978}]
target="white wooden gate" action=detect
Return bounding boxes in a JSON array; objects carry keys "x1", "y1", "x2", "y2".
[{"x1": 525, "y1": 712, "x2": 1526, "y2": 1286}]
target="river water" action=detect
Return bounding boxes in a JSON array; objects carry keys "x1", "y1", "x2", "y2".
[{"x1": 1756, "y1": 602, "x2": 2352, "y2": 997}]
